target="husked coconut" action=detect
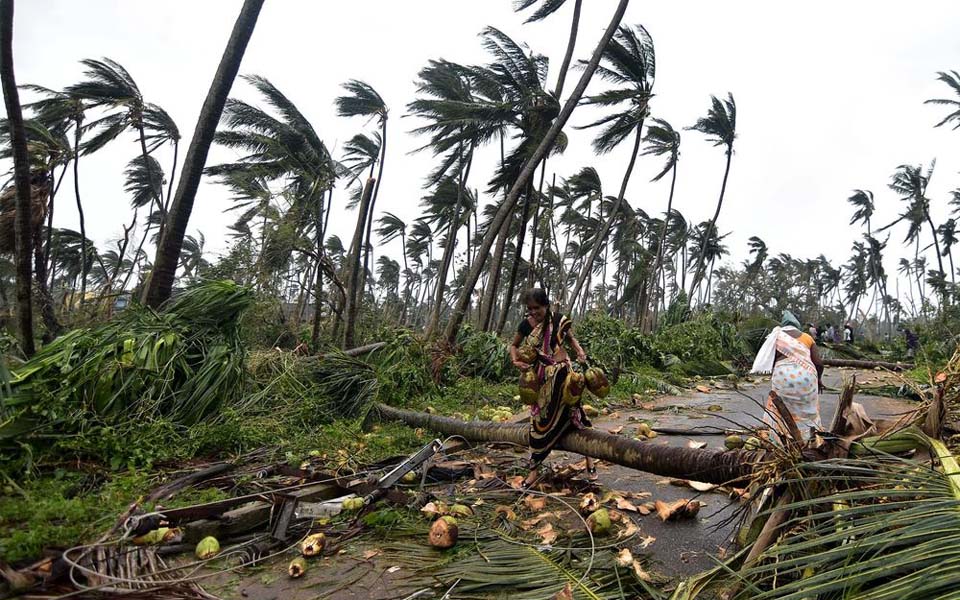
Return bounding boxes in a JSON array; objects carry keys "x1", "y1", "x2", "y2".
[{"x1": 429, "y1": 515, "x2": 459, "y2": 549}]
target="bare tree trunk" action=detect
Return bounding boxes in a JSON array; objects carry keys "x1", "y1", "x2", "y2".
[
  {"x1": 144, "y1": 0, "x2": 264, "y2": 308},
  {"x1": 645, "y1": 159, "x2": 678, "y2": 331},
  {"x1": 0, "y1": 0, "x2": 35, "y2": 355},
  {"x1": 369, "y1": 403, "x2": 756, "y2": 485},
  {"x1": 479, "y1": 222, "x2": 509, "y2": 332},
  {"x1": 343, "y1": 178, "x2": 376, "y2": 349},
  {"x1": 689, "y1": 148, "x2": 732, "y2": 301},
  {"x1": 496, "y1": 179, "x2": 536, "y2": 335},
  {"x1": 551, "y1": 0, "x2": 583, "y2": 98}
]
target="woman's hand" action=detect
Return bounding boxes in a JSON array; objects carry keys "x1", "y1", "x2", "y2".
[
  {"x1": 513, "y1": 359, "x2": 531, "y2": 371},
  {"x1": 576, "y1": 352, "x2": 587, "y2": 364}
]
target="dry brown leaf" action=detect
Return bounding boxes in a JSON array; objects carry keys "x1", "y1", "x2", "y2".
[
  {"x1": 552, "y1": 583, "x2": 574, "y2": 600},
  {"x1": 420, "y1": 502, "x2": 444, "y2": 517},
  {"x1": 655, "y1": 499, "x2": 703, "y2": 522},
  {"x1": 688, "y1": 481, "x2": 717, "y2": 492},
  {"x1": 669, "y1": 478, "x2": 690, "y2": 487},
  {"x1": 655, "y1": 478, "x2": 673, "y2": 486},
  {"x1": 636, "y1": 504, "x2": 651, "y2": 515},
  {"x1": 507, "y1": 475, "x2": 525, "y2": 489},
  {"x1": 641, "y1": 402, "x2": 657, "y2": 410},
  {"x1": 639, "y1": 534, "x2": 656, "y2": 549},
  {"x1": 524, "y1": 496, "x2": 547, "y2": 511},
  {"x1": 617, "y1": 548, "x2": 635, "y2": 567},
  {"x1": 537, "y1": 522, "x2": 558, "y2": 544},
  {"x1": 608, "y1": 425, "x2": 624, "y2": 435},
  {"x1": 579, "y1": 492, "x2": 600, "y2": 514},
  {"x1": 632, "y1": 562, "x2": 653, "y2": 582},
  {"x1": 608, "y1": 412, "x2": 620, "y2": 419},
  {"x1": 615, "y1": 497, "x2": 640, "y2": 512},
  {"x1": 628, "y1": 491, "x2": 652, "y2": 499},
  {"x1": 687, "y1": 441, "x2": 708, "y2": 450},
  {"x1": 362, "y1": 549, "x2": 382, "y2": 560},
  {"x1": 494, "y1": 505, "x2": 517, "y2": 521},
  {"x1": 617, "y1": 520, "x2": 639, "y2": 539},
  {"x1": 695, "y1": 384, "x2": 711, "y2": 393},
  {"x1": 608, "y1": 509, "x2": 624, "y2": 523}
]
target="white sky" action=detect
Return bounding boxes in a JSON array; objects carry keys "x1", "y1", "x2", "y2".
[{"x1": 7, "y1": 0, "x2": 960, "y2": 301}]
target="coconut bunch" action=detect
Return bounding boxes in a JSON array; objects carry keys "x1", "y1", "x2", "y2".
[{"x1": 0, "y1": 280, "x2": 255, "y2": 452}]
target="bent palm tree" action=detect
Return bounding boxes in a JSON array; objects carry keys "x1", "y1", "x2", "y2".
[
  {"x1": 687, "y1": 93, "x2": 737, "y2": 301},
  {"x1": 848, "y1": 189, "x2": 875, "y2": 234},
  {"x1": 925, "y1": 70, "x2": 960, "y2": 130},
  {"x1": 514, "y1": 0, "x2": 582, "y2": 97},
  {"x1": 145, "y1": 0, "x2": 265, "y2": 308},
  {"x1": 888, "y1": 162, "x2": 946, "y2": 281},
  {"x1": 568, "y1": 24, "x2": 656, "y2": 312}
]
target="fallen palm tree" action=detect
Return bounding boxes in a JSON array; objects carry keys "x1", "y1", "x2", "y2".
[
  {"x1": 822, "y1": 357, "x2": 914, "y2": 371},
  {"x1": 367, "y1": 403, "x2": 763, "y2": 485}
]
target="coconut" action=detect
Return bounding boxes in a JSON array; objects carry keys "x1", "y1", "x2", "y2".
[
  {"x1": 724, "y1": 435, "x2": 744, "y2": 450},
  {"x1": 195, "y1": 536, "x2": 220, "y2": 559},
  {"x1": 449, "y1": 503, "x2": 473, "y2": 517},
  {"x1": 561, "y1": 372, "x2": 586, "y2": 406},
  {"x1": 429, "y1": 515, "x2": 459, "y2": 549},
  {"x1": 586, "y1": 508, "x2": 612, "y2": 535},
  {"x1": 582, "y1": 404, "x2": 599, "y2": 418},
  {"x1": 519, "y1": 370, "x2": 540, "y2": 405},
  {"x1": 584, "y1": 367, "x2": 610, "y2": 398},
  {"x1": 342, "y1": 497, "x2": 365, "y2": 511},
  {"x1": 636, "y1": 423, "x2": 652, "y2": 436},
  {"x1": 132, "y1": 527, "x2": 182, "y2": 545},
  {"x1": 517, "y1": 345, "x2": 538, "y2": 364},
  {"x1": 300, "y1": 533, "x2": 326, "y2": 557},
  {"x1": 646, "y1": 430, "x2": 658, "y2": 439},
  {"x1": 401, "y1": 471, "x2": 419, "y2": 484},
  {"x1": 288, "y1": 556, "x2": 307, "y2": 578},
  {"x1": 744, "y1": 436, "x2": 762, "y2": 450}
]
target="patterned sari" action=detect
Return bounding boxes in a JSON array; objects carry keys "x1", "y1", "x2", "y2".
[
  {"x1": 518, "y1": 313, "x2": 589, "y2": 465},
  {"x1": 767, "y1": 330, "x2": 821, "y2": 438}
]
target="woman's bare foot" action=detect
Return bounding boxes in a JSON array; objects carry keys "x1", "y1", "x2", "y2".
[
  {"x1": 523, "y1": 469, "x2": 540, "y2": 488},
  {"x1": 585, "y1": 459, "x2": 598, "y2": 481}
]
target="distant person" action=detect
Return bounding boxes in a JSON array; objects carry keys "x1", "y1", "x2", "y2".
[
  {"x1": 843, "y1": 323, "x2": 854, "y2": 344},
  {"x1": 751, "y1": 310, "x2": 824, "y2": 439},
  {"x1": 807, "y1": 323, "x2": 818, "y2": 340},
  {"x1": 904, "y1": 328, "x2": 919, "y2": 359}
]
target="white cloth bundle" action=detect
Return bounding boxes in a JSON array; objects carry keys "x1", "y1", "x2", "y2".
[{"x1": 750, "y1": 326, "x2": 799, "y2": 374}]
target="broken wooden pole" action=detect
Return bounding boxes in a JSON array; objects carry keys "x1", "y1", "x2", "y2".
[
  {"x1": 822, "y1": 358, "x2": 913, "y2": 371},
  {"x1": 367, "y1": 403, "x2": 763, "y2": 485}
]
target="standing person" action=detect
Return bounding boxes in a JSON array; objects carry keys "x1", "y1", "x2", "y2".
[
  {"x1": 826, "y1": 323, "x2": 836, "y2": 343},
  {"x1": 807, "y1": 322, "x2": 818, "y2": 340},
  {"x1": 509, "y1": 288, "x2": 593, "y2": 486},
  {"x1": 751, "y1": 310, "x2": 825, "y2": 439},
  {"x1": 904, "y1": 327, "x2": 919, "y2": 359},
  {"x1": 843, "y1": 323, "x2": 854, "y2": 344}
]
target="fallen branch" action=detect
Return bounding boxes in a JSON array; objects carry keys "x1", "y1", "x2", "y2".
[
  {"x1": 367, "y1": 403, "x2": 763, "y2": 485},
  {"x1": 823, "y1": 358, "x2": 913, "y2": 371}
]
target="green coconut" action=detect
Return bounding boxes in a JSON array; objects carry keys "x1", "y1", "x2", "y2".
[
  {"x1": 450, "y1": 503, "x2": 473, "y2": 517},
  {"x1": 195, "y1": 536, "x2": 220, "y2": 559},
  {"x1": 342, "y1": 497, "x2": 365, "y2": 511},
  {"x1": 725, "y1": 435, "x2": 744, "y2": 450},
  {"x1": 288, "y1": 556, "x2": 307, "y2": 578},
  {"x1": 744, "y1": 436, "x2": 762, "y2": 450},
  {"x1": 562, "y1": 372, "x2": 586, "y2": 406},
  {"x1": 586, "y1": 508, "x2": 612, "y2": 535},
  {"x1": 584, "y1": 367, "x2": 611, "y2": 398}
]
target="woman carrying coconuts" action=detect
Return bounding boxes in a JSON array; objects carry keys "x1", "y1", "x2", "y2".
[{"x1": 509, "y1": 288, "x2": 597, "y2": 487}]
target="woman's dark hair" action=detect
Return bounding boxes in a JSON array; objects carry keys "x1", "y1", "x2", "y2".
[{"x1": 521, "y1": 288, "x2": 550, "y2": 307}]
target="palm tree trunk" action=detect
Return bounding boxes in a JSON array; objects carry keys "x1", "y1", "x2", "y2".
[
  {"x1": 144, "y1": 0, "x2": 264, "y2": 308},
  {"x1": 925, "y1": 214, "x2": 947, "y2": 283},
  {"x1": 43, "y1": 161, "x2": 67, "y2": 278},
  {"x1": 552, "y1": 0, "x2": 583, "y2": 97},
  {"x1": 689, "y1": 147, "x2": 733, "y2": 300},
  {"x1": 343, "y1": 177, "x2": 376, "y2": 349},
  {"x1": 70, "y1": 120, "x2": 90, "y2": 306},
  {"x1": 360, "y1": 117, "x2": 388, "y2": 303},
  {"x1": 479, "y1": 222, "x2": 509, "y2": 331},
  {"x1": 369, "y1": 403, "x2": 756, "y2": 485},
  {"x1": 443, "y1": 0, "x2": 630, "y2": 346},
  {"x1": 645, "y1": 160, "x2": 677, "y2": 330},
  {"x1": 526, "y1": 161, "x2": 547, "y2": 289},
  {"x1": 0, "y1": 0, "x2": 34, "y2": 355},
  {"x1": 568, "y1": 124, "x2": 644, "y2": 311},
  {"x1": 496, "y1": 179, "x2": 536, "y2": 335}
]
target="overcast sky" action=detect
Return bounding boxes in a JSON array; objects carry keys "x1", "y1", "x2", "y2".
[{"x1": 7, "y1": 0, "x2": 960, "y2": 304}]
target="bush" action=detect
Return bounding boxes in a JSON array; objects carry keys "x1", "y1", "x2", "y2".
[
  {"x1": 456, "y1": 326, "x2": 510, "y2": 382},
  {"x1": 576, "y1": 312, "x2": 657, "y2": 376}
]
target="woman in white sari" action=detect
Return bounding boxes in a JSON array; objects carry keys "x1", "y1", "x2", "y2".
[{"x1": 751, "y1": 311, "x2": 825, "y2": 438}]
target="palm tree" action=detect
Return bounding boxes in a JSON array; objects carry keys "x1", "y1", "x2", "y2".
[
  {"x1": 924, "y1": 70, "x2": 960, "y2": 130},
  {"x1": 443, "y1": 0, "x2": 632, "y2": 345},
  {"x1": 888, "y1": 162, "x2": 946, "y2": 282},
  {"x1": 0, "y1": 0, "x2": 35, "y2": 355},
  {"x1": 686, "y1": 93, "x2": 737, "y2": 300},
  {"x1": 567, "y1": 24, "x2": 656, "y2": 313},
  {"x1": 938, "y1": 218, "x2": 957, "y2": 284},
  {"x1": 145, "y1": 0, "x2": 265, "y2": 308},
  {"x1": 640, "y1": 117, "x2": 679, "y2": 325},
  {"x1": 848, "y1": 189, "x2": 875, "y2": 235},
  {"x1": 335, "y1": 79, "x2": 388, "y2": 348}
]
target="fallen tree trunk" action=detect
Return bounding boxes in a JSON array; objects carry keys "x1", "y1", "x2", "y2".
[
  {"x1": 367, "y1": 404, "x2": 762, "y2": 485},
  {"x1": 823, "y1": 358, "x2": 913, "y2": 371}
]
